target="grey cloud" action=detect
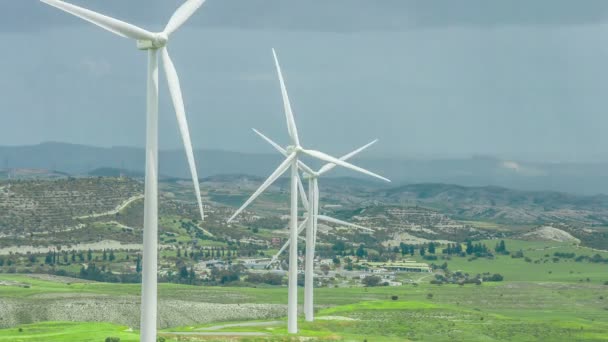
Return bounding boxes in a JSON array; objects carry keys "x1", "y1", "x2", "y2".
[{"x1": 3, "y1": 0, "x2": 608, "y2": 33}]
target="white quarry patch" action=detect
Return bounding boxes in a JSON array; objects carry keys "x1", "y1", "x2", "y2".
[
  {"x1": 0, "y1": 240, "x2": 170, "y2": 255},
  {"x1": 382, "y1": 232, "x2": 453, "y2": 246},
  {"x1": 523, "y1": 226, "x2": 580, "y2": 243}
]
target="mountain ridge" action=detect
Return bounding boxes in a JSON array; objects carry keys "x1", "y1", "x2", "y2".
[{"x1": 2, "y1": 141, "x2": 608, "y2": 195}]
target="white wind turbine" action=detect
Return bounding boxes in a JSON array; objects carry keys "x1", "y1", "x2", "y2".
[
  {"x1": 39, "y1": 1, "x2": 207, "y2": 340},
  {"x1": 227, "y1": 48, "x2": 390, "y2": 333},
  {"x1": 253, "y1": 130, "x2": 381, "y2": 321}
]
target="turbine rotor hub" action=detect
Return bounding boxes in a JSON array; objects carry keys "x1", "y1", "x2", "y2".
[
  {"x1": 302, "y1": 173, "x2": 317, "y2": 180},
  {"x1": 136, "y1": 33, "x2": 169, "y2": 50},
  {"x1": 286, "y1": 145, "x2": 298, "y2": 154},
  {"x1": 153, "y1": 32, "x2": 169, "y2": 47}
]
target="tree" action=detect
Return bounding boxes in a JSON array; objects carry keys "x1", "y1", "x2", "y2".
[
  {"x1": 45, "y1": 252, "x2": 53, "y2": 265},
  {"x1": 466, "y1": 241, "x2": 474, "y2": 255},
  {"x1": 177, "y1": 248, "x2": 181, "y2": 258},
  {"x1": 109, "y1": 250, "x2": 116, "y2": 262},
  {"x1": 420, "y1": 247, "x2": 426, "y2": 256},
  {"x1": 320, "y1": 264, "x2": 330, "y2": 275},
  {"x1": 179, "y1": 266, "x2": 189, "y2": 280},
  {"x1": 409, "y1": 246, "x2": 415, "y2": 256},
  {"x1": 356, "y1": 244, "x2": 367, "y2": 258},
  {"x1": 135, "y1": 255, "x2": 142, "y2": 273},
  {"x1": 332, "y1": 256, "x2": 341, "y2": 265},
  {"x1": 102, "y1": 249, "x2": 108, "y2": 261},
  {"x1": 428, "y1": 243, "x2": 436, "y2": 254},
  {"x1": 499, "y1": 240, "x2": 507, "y2": 253},
  {"x1": 362, "y1": 275, "x2": 382, "y2": 287},
  {"x1": 400, "y1": 243, "x2": 407, "y2": 255}
]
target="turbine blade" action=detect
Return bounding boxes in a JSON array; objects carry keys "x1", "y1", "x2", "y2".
[
  {"x1": 271, "y1": 48, "x2": 300, "y2": 147},
  {"x1": 272, "y1": 218, "x2": 308, "y2": 261},
  {"x1": 227, "y1": 153, "x2": 296, "y2": 222},
  {"x1": 161, "y1": 48, "x2": 205, "y2": 222},
  {"x1": 296, "y1": 160, "x2": 316, "y2": 176},
  {"x1": 317, "y1": 215, "x2": 374, "y2": 232},
  {"x1": 318, "y1": 139, "x2": 378, "y2": 176},
  {"x1": 40, "y1": 0, "x2": 155, "y2": 41},
  {"x1": 252, "y1": 128, "x2": 287, "y2": 156},
  {"x1": 297, "y1": 174, "x2": 309, "y2": 212},
  {"x1": 301, "y1": 149, "x2": 391, "y2": 183},
  {"x1": 164, "y1": 0, "x2": 206, "y2": 36}
]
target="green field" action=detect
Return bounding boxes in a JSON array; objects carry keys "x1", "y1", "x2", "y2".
[
  {"x1": 0, "y1": 238, "x2": 607, "y2": 341},
  {"x1": 407, "y1": 239, "x2": 608, "y2": 283}
]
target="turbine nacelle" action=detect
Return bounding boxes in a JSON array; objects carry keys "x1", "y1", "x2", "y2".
[
  {"x1": 137, "y1": 33, "x2": 169, "y2": 50},
  {"x1": 285, "y1": 145, "x2": 301, "y2": 154},
  {"x1": 302, "y1": 172, "x2": 318, "y2": 180}
]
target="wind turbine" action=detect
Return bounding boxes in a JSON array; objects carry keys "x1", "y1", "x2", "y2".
[
  {"x1": 253, "y1": 130, "x2": 381, "y2": 321},
  {"x1": 227, "y1": 48, "x2": 390, "y2": 333},
  {"x1": 39, "y1": 1, "x2": 206, "y2": 340}
]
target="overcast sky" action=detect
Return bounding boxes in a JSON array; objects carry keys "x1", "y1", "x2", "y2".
[{"x1": 2, "y1": 0, "x2": 608, "y2": 162}]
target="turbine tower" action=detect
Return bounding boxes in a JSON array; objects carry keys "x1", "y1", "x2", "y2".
[
  {"x1": 228, "y1": 48, "x2": 390, "y2": 333},
  {"x1": 39, "y1": 1, "x2": 207, "y2": 340},
  {"x1": 254, "y1": 130, "x2": 382, "y2": 321}
]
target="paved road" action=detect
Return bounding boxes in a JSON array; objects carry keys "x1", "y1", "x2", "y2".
[
  {"x1": 196, "y1": 321, "x2": 282, "y2": 331},
  {"x1": 73, "y1": 194, "x2": 144, "y2": 219},
  {"x1": 165, "y1": 332, "x2": 269, "y2": 337}
]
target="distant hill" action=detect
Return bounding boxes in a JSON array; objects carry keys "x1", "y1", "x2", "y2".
[
  {"x1": 88, "y1": 168, "x2": 144, "y2": 178},
  {"x1": 380, "y1": 183, "x2": 608, "y2": 210},
  {"x1": 376, "y1": 183, "x2": 608, "y2": 225},
  {"x1": 2, "y1": 142, "x2": 608, "y2": 195}
]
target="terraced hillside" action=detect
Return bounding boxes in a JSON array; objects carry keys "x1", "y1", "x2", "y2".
[{"x1": 0, "y1": 178, "x2": 142, "y2": 235}]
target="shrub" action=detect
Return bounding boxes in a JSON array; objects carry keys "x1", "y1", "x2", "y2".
[
  {"x1": 105, "y1": 338, "x2": 120, "y2": 342},
  {"x1": 483, "y1": 273, "x2": 504, "y2": 282},
  {"x1": 427, "y1": 293, "x2": 434, "y2": 299},
  {"x1": 391, "y1": 295, "x2": 398, "y2": 301},
  {"x1": 18, "y1": 328, "x2": 23, "y2": 333}
]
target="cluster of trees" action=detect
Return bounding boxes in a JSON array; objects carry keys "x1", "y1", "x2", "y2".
[
  {"x1": 172, "y1": 245, "x2": 265, "y2": 263},
  {"x1": 331, "y1": 242, "x2": 367, "y2": 258},
  {"x1": 549, "y1": 251, "x2": 607, "y2": 264},
  {"x1": 494, "y1": 240, "x2": 509, "y2": 255},
  {"x1": 574, "y1": 254, "x2": 608, "y2": 263},
  {"x1": 0, "y1": 256, "x2": 15, "y2": 267},
  {"x1": 207, "y1": 265, "x2": 247, "y2": 285},
  {"x1": 42, "y1": 249, "x2": 119, "y2": 266},
  {"x1": 441, "y1": 243, "x2": 464, "y2": 256},
  {"x1": 362, "y1": 275, "x2": 387, "y2": 287},
  {"x1": 246, "y1": 272, "x2": 284, "y2": 285},
  {"x1": 431, "y1": 271, "x2": 504, "y2": 285},
  {"x1": 465, "y1": 241, "x2": 492, "y2": 257},
  {"x1": 78, "y1": 263, "x2": 139, "y2": 283}
]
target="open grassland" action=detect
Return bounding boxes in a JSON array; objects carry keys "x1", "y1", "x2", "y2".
[
  {"x1": 409, "y1": 239, "x2": 608, "y2": 283},
  {"x1": 0, "y1": 272, "x2": 607, "y2": 341},
  {"x1": 0, "y1": 322, "x2": 142, "y2": 342}
]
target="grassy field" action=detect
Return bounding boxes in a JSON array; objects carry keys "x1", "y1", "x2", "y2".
[
  {"x1": 0, "y1": 238, "x2": 607, "y2": 341},
  {"x1": 0, "y1": 274, "x2": 607, "y2": 341},
  {"x1": 0, "y1": 322, "x2": 141, "y2": 342},
  {"x1": 408, "y1": 239, "x2": 608, "y2": 283}
]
